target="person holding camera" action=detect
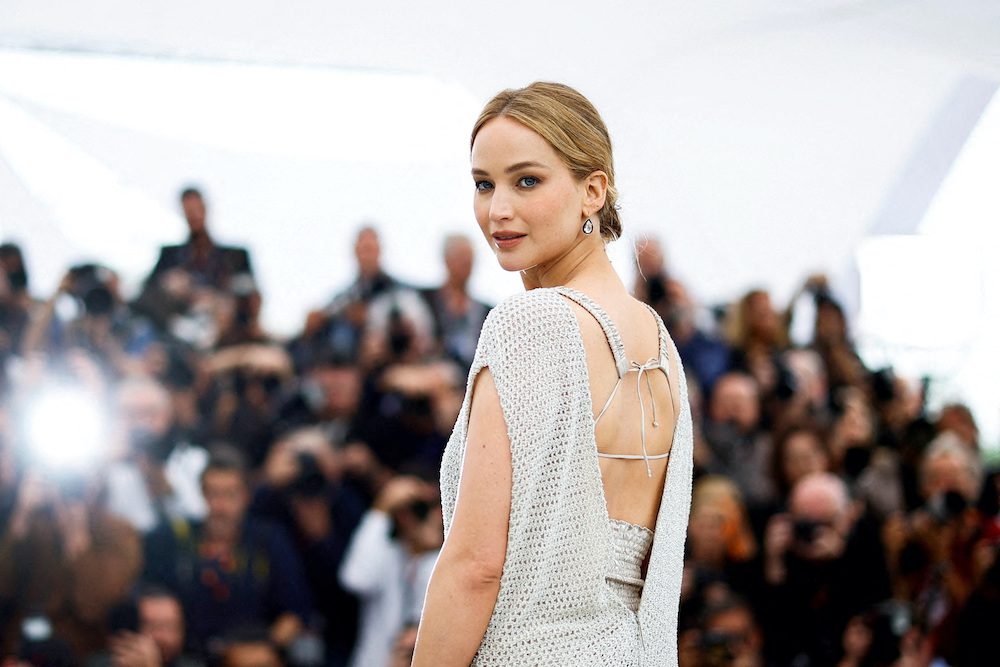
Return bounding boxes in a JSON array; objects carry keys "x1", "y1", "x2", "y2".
[
  {"x1": 339, "y1": 475, "x2": 441, "y2": 667},
  {"x1": 89, "y1": 585, "x2": 204, "y2": 667},
  {"x1": 19, "y1": 264, "x2": 155, "y2": 378},
  {"x1": 0, "y1": 469, "x2": 143, "y2": 661},
  {"x1": 293, "y1": 226, "x2": 403, "y2": 368},
  {"x1": 417, "y1": 234, "x2": 491, "y2": 372},
  {"x1": 104, "y1": 376, "x2": 208, "y2": 535},
  {"x1": 760, "y1": 472, "x2": 891, "y2": 666},
  {"x1": 252, "y1": 428, "x2": 366, "y2": 667},
  {"x1": 690, "y1": 592, "x2": 764, "y2": 667},
  {"x1": 134, "y1": 187, "x2": 254, "y2": 336},
  {"x1": 701, "y1": 372, "x2": 776, "y2": 515},
  {"x1": 878, "y1": 431, "x2": 986, "y2": 664},
  {"x1": 0, "y1": 243, "x2": 35, "y2": 375},
  {"x1": 197, "y1": 329, "x2": 295, "y2": 468}
]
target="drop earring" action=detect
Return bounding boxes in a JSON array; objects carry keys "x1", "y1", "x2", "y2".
[{"x1": 582, "y1": 218, "x2": 594, "y2": 235}]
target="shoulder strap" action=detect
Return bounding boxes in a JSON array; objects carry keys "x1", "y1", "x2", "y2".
[
  {"x1": 551, "y1": 286, "x2": 629, "y2": 378},
  {"x1": 641, "y1": 303, "x2": 671, "y2": 381}
]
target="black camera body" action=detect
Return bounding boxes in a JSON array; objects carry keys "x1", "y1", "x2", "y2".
[
  {"x1": 287, "y1": 452, "x2": 328, "y2": 498},
  {"x1": 67, "y1": 263, "x2": 116, "y2": 317},
  {"x1": 925, "y1": 490, "x2": 968, "y2": 524}
]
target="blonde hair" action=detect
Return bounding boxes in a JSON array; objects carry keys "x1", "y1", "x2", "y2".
[
  {"x1": 691, "y1": 475, "x2": 758, "y2": 561},
  {"x1": 471, "y1": 82, "x2": 622, "y2": 242}
]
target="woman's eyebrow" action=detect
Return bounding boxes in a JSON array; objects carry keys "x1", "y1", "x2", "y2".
[
  {"x1": 504, "y1": 161, "x2": 548, "y2": 174},
  {"x1": 471, "y1": 161, "x2": 550, "y2": 177}
]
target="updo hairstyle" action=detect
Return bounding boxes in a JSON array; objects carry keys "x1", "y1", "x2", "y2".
[{"x1": 471, "y1": 82, "x2": 622, "y2": 242}]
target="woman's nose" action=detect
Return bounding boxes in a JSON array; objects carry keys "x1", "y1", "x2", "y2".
[{"x1": 489, "y1": 186, "x2": 514, "y2": 222}]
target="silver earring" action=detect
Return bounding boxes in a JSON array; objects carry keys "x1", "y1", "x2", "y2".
[{"x1": 582, "y1": 218, "x2": 594, "y2": 235}]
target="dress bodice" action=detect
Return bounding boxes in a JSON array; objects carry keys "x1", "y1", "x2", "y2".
[
  {"x1": 607, "y1": 519, "x2": 655, "y2": 614},
  {"x1": 438, "y1": 287, "x2": 694, "y2": 665}
]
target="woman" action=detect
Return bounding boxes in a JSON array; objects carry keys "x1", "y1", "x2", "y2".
[{"x1": 413, "y1": 82, "x2": 693, "y2": 666}]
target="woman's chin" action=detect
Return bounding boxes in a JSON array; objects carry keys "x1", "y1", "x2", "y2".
[{"x1": 494, "y1": 252, "x2": 531, "y2": 273}]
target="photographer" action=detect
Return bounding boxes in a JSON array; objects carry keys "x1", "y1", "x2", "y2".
[
  {"x1": 882, "y1": 431, "x2": 985, "y2": 663},
  {"x1": 694, "y1": 593, "x2": 764, "y2": 667},
  {"x1": 761, "y1": 472, "x2": 891, "y2": 666},
  {"x1": 837, "y1": 601, "x2": 926, "y2": 667},
  {"x1": 0, "y1": 243, "x2": 34, "y2": 373},
  {"x1": 0, "y1": 470, "x2": 142, "y2": 661},
  {"x1": 788, "y1": 275, "x2": 868, "y2": 397},
  {"x1": 134, "y1": 187, "x2": 254, "y2": 338},
  {"x1": 343, "y1": 289, "x2": 459, "y2": 478},
  {"x1": 20, "y1": 265, "x2": 155, "y2": 379},
  {"x1": 724, "y1": 290, "x2": 788, "y2": 402},
  {"x1": 105, "y1": 376, "x2": 208, "y2": 535},
  {"x1": 92, "y1": 585, "x2": 203, "y2": 667},
  {"x1": 196, "y1": 338, "x2": 293, "y2": 468},
  {"x1": 291, "y1": 227, "x2": 402, "y2": 369},
  {"x1": 683, "y1": 477, "x2": 760, "y2": 608},
  {"x1": 417, "y1": 234, "x2": 491, "y2": 372},
  {"x1": 701, "y1": 372, "x2": 776, "y2": 514},
  {"x1": 338, "y1": 475, "x2": 442, "y2": 667},
  {"x1": 213, "y1": 274, "x2": 270, "y2": 350},
  {"x1": 251, "y1": 428, "x2": 366, "y2": 667}
]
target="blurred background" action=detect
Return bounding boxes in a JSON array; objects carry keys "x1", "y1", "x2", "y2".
[{"x1": 1, "y1": 2, "x2": 999, "y2": 666}]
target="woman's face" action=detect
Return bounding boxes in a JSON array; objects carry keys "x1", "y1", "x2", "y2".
[
  {"x1": 471, "y1": 116, "x2": 589, "y2": 273},
  {"x1": 783, "y1": 431, "x2": 828, "y2": 487}
]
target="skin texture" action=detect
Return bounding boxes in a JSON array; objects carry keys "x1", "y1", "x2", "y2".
[
  {"x1": 412, "y1": 115, "x2": 681, "y2": 665},
  {"x1": 138, "y1": 596, "x2": 185, "y2": 664},
  {"x1": 181, "y1": 195, "x2": 207, "y2": 237}
]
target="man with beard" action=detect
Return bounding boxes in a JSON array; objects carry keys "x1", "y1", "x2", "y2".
[
  {"x1": 147, "y1": 447, "x2": 311, "y2": 656},
  {"x1": 135, "y1": 187, "x2": 253, "y2": 333}
]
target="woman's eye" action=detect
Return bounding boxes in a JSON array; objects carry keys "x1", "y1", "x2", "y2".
[
  {"x1": 518, "y1": 176, "x2": 539, "y2": 188},
  {"x1": 474, "y1": 180, "x2": 494, "y2": 192}
]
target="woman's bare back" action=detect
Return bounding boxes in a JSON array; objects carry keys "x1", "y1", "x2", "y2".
[{"x1": 562, "y1": 290, "x2": 682, "y2": 530}]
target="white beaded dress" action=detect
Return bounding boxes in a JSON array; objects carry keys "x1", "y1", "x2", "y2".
[{"x1": 438, "y1": 286, "x2": 694, "y2": 666}]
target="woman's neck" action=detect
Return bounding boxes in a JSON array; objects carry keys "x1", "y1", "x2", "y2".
[{"x1": 520, "y1": 239, "x2": 624, "y2": 297}]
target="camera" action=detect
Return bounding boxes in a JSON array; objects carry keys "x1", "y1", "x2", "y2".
[
  {"x1": 288, "y1": 452, "x2": 327, "y2": 498},
  {"x1": 228, "y1": 273, "x2": 259, "y2": 327},
  {"x1": 793, "y1": 518, "x2": 823, "y2": 545},
  {"x1": 18, "y1": 615, "x2": 76, "y2": 667},
  {"x1": 925, "y1": 490, "x2": 968, "y2": 524},
  {"x1": 129, "y1": 426, "x2": 176, "y2": 464},
  {"x1": 699, "y1": 630, "x2": 737, "y2": 666},
  {"x1": 67, "y1": 264, "x2": 116, "y2": 317}
]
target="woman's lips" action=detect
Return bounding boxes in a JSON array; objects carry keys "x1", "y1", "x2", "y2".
[{"x1": 493, "y1": 233, "x2": 526, "y2": 250}]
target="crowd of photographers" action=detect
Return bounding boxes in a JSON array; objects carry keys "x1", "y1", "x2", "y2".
[{"x1": 0, "y1": 187, "x2": 995, "y2": 667}]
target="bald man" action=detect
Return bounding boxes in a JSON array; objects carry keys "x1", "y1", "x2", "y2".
[
  {"x1": 418, "y1": 234, "x2": 491, "y2": 370},
  {"x1": 760, "y1": 472, "x2": 891, "y2": 665}
]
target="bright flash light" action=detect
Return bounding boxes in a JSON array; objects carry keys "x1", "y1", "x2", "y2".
[{"x1": 23, "y1": 385, "x2": 108, "y2": 471}]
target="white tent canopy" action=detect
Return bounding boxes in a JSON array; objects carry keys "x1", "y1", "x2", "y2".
[{"x1": 1, "y1": 0, "x2": 998, "y2": 443}]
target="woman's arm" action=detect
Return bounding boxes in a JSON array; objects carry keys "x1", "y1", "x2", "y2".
[{"x1": 412, "y1": 367, "x2": 511, "y2": 666}]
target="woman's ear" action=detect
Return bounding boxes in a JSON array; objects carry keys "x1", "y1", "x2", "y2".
[{"x1": 582, "y1": 170, "x2": 608, "y2": 216}]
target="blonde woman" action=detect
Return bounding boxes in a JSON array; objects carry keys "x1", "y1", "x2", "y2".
[{"x1": 413, "y1": 82, "x2": 693, "y2": 665}]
